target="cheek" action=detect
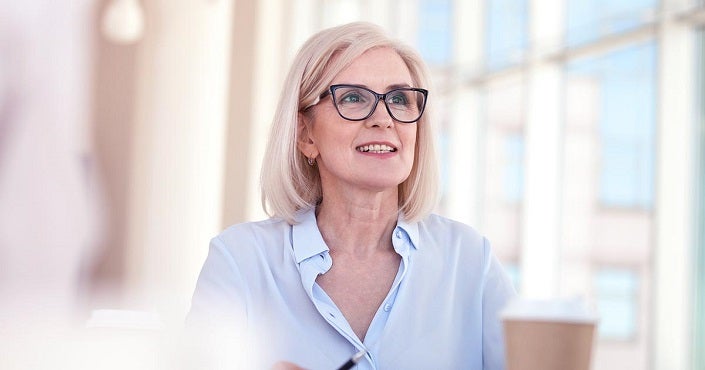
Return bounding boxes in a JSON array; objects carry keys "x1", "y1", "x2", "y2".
[
  {"x1": 402, "y1": 127, "x2": 418, "y2": 155},
  {"x1": 311, "y1": 125, "x2": 351, "y2": 157}
]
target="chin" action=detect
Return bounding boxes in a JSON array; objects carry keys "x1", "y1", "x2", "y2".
[{"x1": 356, "y1": 176, "x2": 408, "y2": 192}]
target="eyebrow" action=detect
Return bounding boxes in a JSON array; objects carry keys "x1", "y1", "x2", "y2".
[{"x1": 337, "y1": 83, "x2": 413, "y2": 90}]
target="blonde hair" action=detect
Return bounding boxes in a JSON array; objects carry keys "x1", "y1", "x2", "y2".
[{"x1": 260, "y1": 22, "x2": 439, "y2": 224}]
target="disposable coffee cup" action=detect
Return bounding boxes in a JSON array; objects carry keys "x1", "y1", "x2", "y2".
[{"x1": 501, "y1": 298, "x2": 598, "y2": 370}]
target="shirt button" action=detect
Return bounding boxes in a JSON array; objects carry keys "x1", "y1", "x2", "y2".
[
  {"x1": 395, "y1": 230, "x2": 402, "y2": 239},
  {"x1": 383, "y1": 304, "x2": 392, "y2": 312}
]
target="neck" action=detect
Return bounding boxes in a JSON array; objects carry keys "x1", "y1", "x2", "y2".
[{"x1": 315, "y1": 188, "x2": 399, "y2": 257}]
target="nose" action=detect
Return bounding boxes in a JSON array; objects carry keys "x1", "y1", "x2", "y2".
[{"x1": 366, "y1": 98, "x2": 393, "y2": 128}]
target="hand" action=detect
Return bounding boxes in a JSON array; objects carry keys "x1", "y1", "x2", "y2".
[{"x1": 271, "y1": 361, "x2": 306, "y2": 370}]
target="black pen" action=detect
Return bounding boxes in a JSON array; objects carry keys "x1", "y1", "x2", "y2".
[{"x1": 336, "y1": 349, "x2": 367, "y2": 370}]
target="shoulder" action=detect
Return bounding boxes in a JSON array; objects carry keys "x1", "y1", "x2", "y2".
[
  {"x1": 217, "y1": 217, "x2": 289, "y2": 242},
  {"x1": 414, "y1": 213, "x2": 492, "y2": 263},
  {"x1": 212, "y1": 217, "x2": 291, "y2": 258},
  {"x1": 417, "y1": 214, "x2": 486, "y2": 247}
]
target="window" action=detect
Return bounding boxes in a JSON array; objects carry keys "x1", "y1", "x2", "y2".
[
  {"x1": 594, "y1": 268, "x2": 639, "y2": 340},
  {"x1": 481, "y1": 79, "x2": 525, "y2": 259},
  {"x1": 562, "y1": 40, "x2": 655, "y2": 367},
  {"x1": 503, "y1": 262, "x2": 521, "y2": 291},
  {"x1": 694, "y1": 28, "x2": 705, "y2": 370},
  {"x1": 486, "y1": 0, "x2": 528, "y2": 70},
  {"x1": 566, "y1": 42, "x2": 657, "y2": 209},
  {"x1": 503, "y1": 133, "x2": 524, "y2": 203},
  {"x1": 417, "y1": 0, "x2": 453, "y2": 65},
  {"x1": 566, "y1": 0, "x2": 658, "y2": 46}
]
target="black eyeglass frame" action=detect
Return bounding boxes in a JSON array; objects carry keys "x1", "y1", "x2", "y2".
[{"x1": 326, "y1": 84, "x2": 429, "y2": 124}]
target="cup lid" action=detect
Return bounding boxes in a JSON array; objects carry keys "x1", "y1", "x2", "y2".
[{"x1": 501, "y1": 297, "x2": 598, "y2": 324}]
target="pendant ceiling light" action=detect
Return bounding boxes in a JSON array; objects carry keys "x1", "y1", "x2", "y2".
[{"x1": 101, "y1": 0, "x2": 145, "y2": 44}]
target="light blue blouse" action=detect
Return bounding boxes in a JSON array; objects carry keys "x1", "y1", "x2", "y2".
[{"x1": 187, "y1": 208, "x2": 516, "y2": 370}]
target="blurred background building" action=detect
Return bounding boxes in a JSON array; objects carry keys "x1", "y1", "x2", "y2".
[{"x1": 0, "y1": 0, "x2": 704, "y2": 369}]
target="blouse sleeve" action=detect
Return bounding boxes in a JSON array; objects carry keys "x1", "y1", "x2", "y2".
[
  {"x1": 185, "y1": 236, "x2": 250, "y2": 369},
  {"x1": 188, "y1": 236, "x2": 248, "y2": 324},
  {"x1": 481, "y1": 237, "x2": 518, "y2": 370}
]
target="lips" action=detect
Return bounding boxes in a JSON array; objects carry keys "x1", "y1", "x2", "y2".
[{"x1": 355, "y1": 144, "x2": 397, "y2": 153}]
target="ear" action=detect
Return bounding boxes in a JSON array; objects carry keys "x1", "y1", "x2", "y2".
[{"x1": 297, "y1": 112, "x2": 318, "y2": 159}]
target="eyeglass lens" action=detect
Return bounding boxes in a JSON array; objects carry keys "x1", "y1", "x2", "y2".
[{"x1": 332, "y1": 86, "x2": 426, "y2": 123}]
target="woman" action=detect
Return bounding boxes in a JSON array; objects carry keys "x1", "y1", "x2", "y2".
[{"x1": 188, "y1": 22, "x2": 516, "y2": 370}]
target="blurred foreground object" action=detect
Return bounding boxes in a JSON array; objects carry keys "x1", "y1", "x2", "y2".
[{"x1": 0, "y1": 0, "x2": 103, "y2": 333}]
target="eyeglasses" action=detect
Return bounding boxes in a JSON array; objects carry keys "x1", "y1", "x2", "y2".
[{"x1": 325, "y1": 84, "x2": 428, "y2": 123}]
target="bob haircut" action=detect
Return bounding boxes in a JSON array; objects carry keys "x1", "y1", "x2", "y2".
[{"x1": 260, "y1": 21, "x2": 439, "y2": 224}]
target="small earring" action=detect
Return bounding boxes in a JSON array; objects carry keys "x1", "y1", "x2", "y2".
[{"x1": 307, "y1": 156, "x2": 315, "y2": 166}]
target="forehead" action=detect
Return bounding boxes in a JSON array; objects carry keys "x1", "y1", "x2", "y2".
[{"x1": 331, "y1": 47, "x2": 413, "y2": 89}]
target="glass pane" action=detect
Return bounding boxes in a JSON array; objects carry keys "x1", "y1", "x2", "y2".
[
  {"x1": 503, "y1": 133, "x2": 524, "y2": 203},
  {"x1": 481, "y1": 78, "x2": 525, "y2": 268},
  {"x1": 566, "y1": 0, "x2": 658, "y2": 46},
  {"x1": 503, "y1": 263, "x2": 522, "y2": 291},
  {"x1": 567, "y1": 42, "x2": 656, "y2": 209},
  {"x1": 417, "y1": 0, "x2": 453, "y2": 65},
  {"x1": 485, "y1": 0, "x2": 528, "y2": 69},
  {"x1": 562, "y1": 42, "x2": 657, "y2": 369},
  {"x1": 594, "y1": 269, "x2": 639, "y2": 340},
  {"x1": 694, "y1": 28, "x2": 705, "y2": 370}
]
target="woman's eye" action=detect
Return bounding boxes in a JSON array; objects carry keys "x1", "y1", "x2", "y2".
[
  {"x1": 389, "y1": 93, "x2": 408, "y2": 105},
  {"x1": 340, "y1": 93, "x2": 362, "y2": 103},
  {"x1": 336, "y1": 87, "x2": 371, "y2": 105}
]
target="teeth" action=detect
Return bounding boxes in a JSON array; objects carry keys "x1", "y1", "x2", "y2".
[{"x1": 356, "y1": 144, "x2": 397, "y2": 153}]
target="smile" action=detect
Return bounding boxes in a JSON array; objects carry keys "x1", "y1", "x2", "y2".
[{"x1": 355, "y1": 144, "x2": 397, "y2": 153}]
